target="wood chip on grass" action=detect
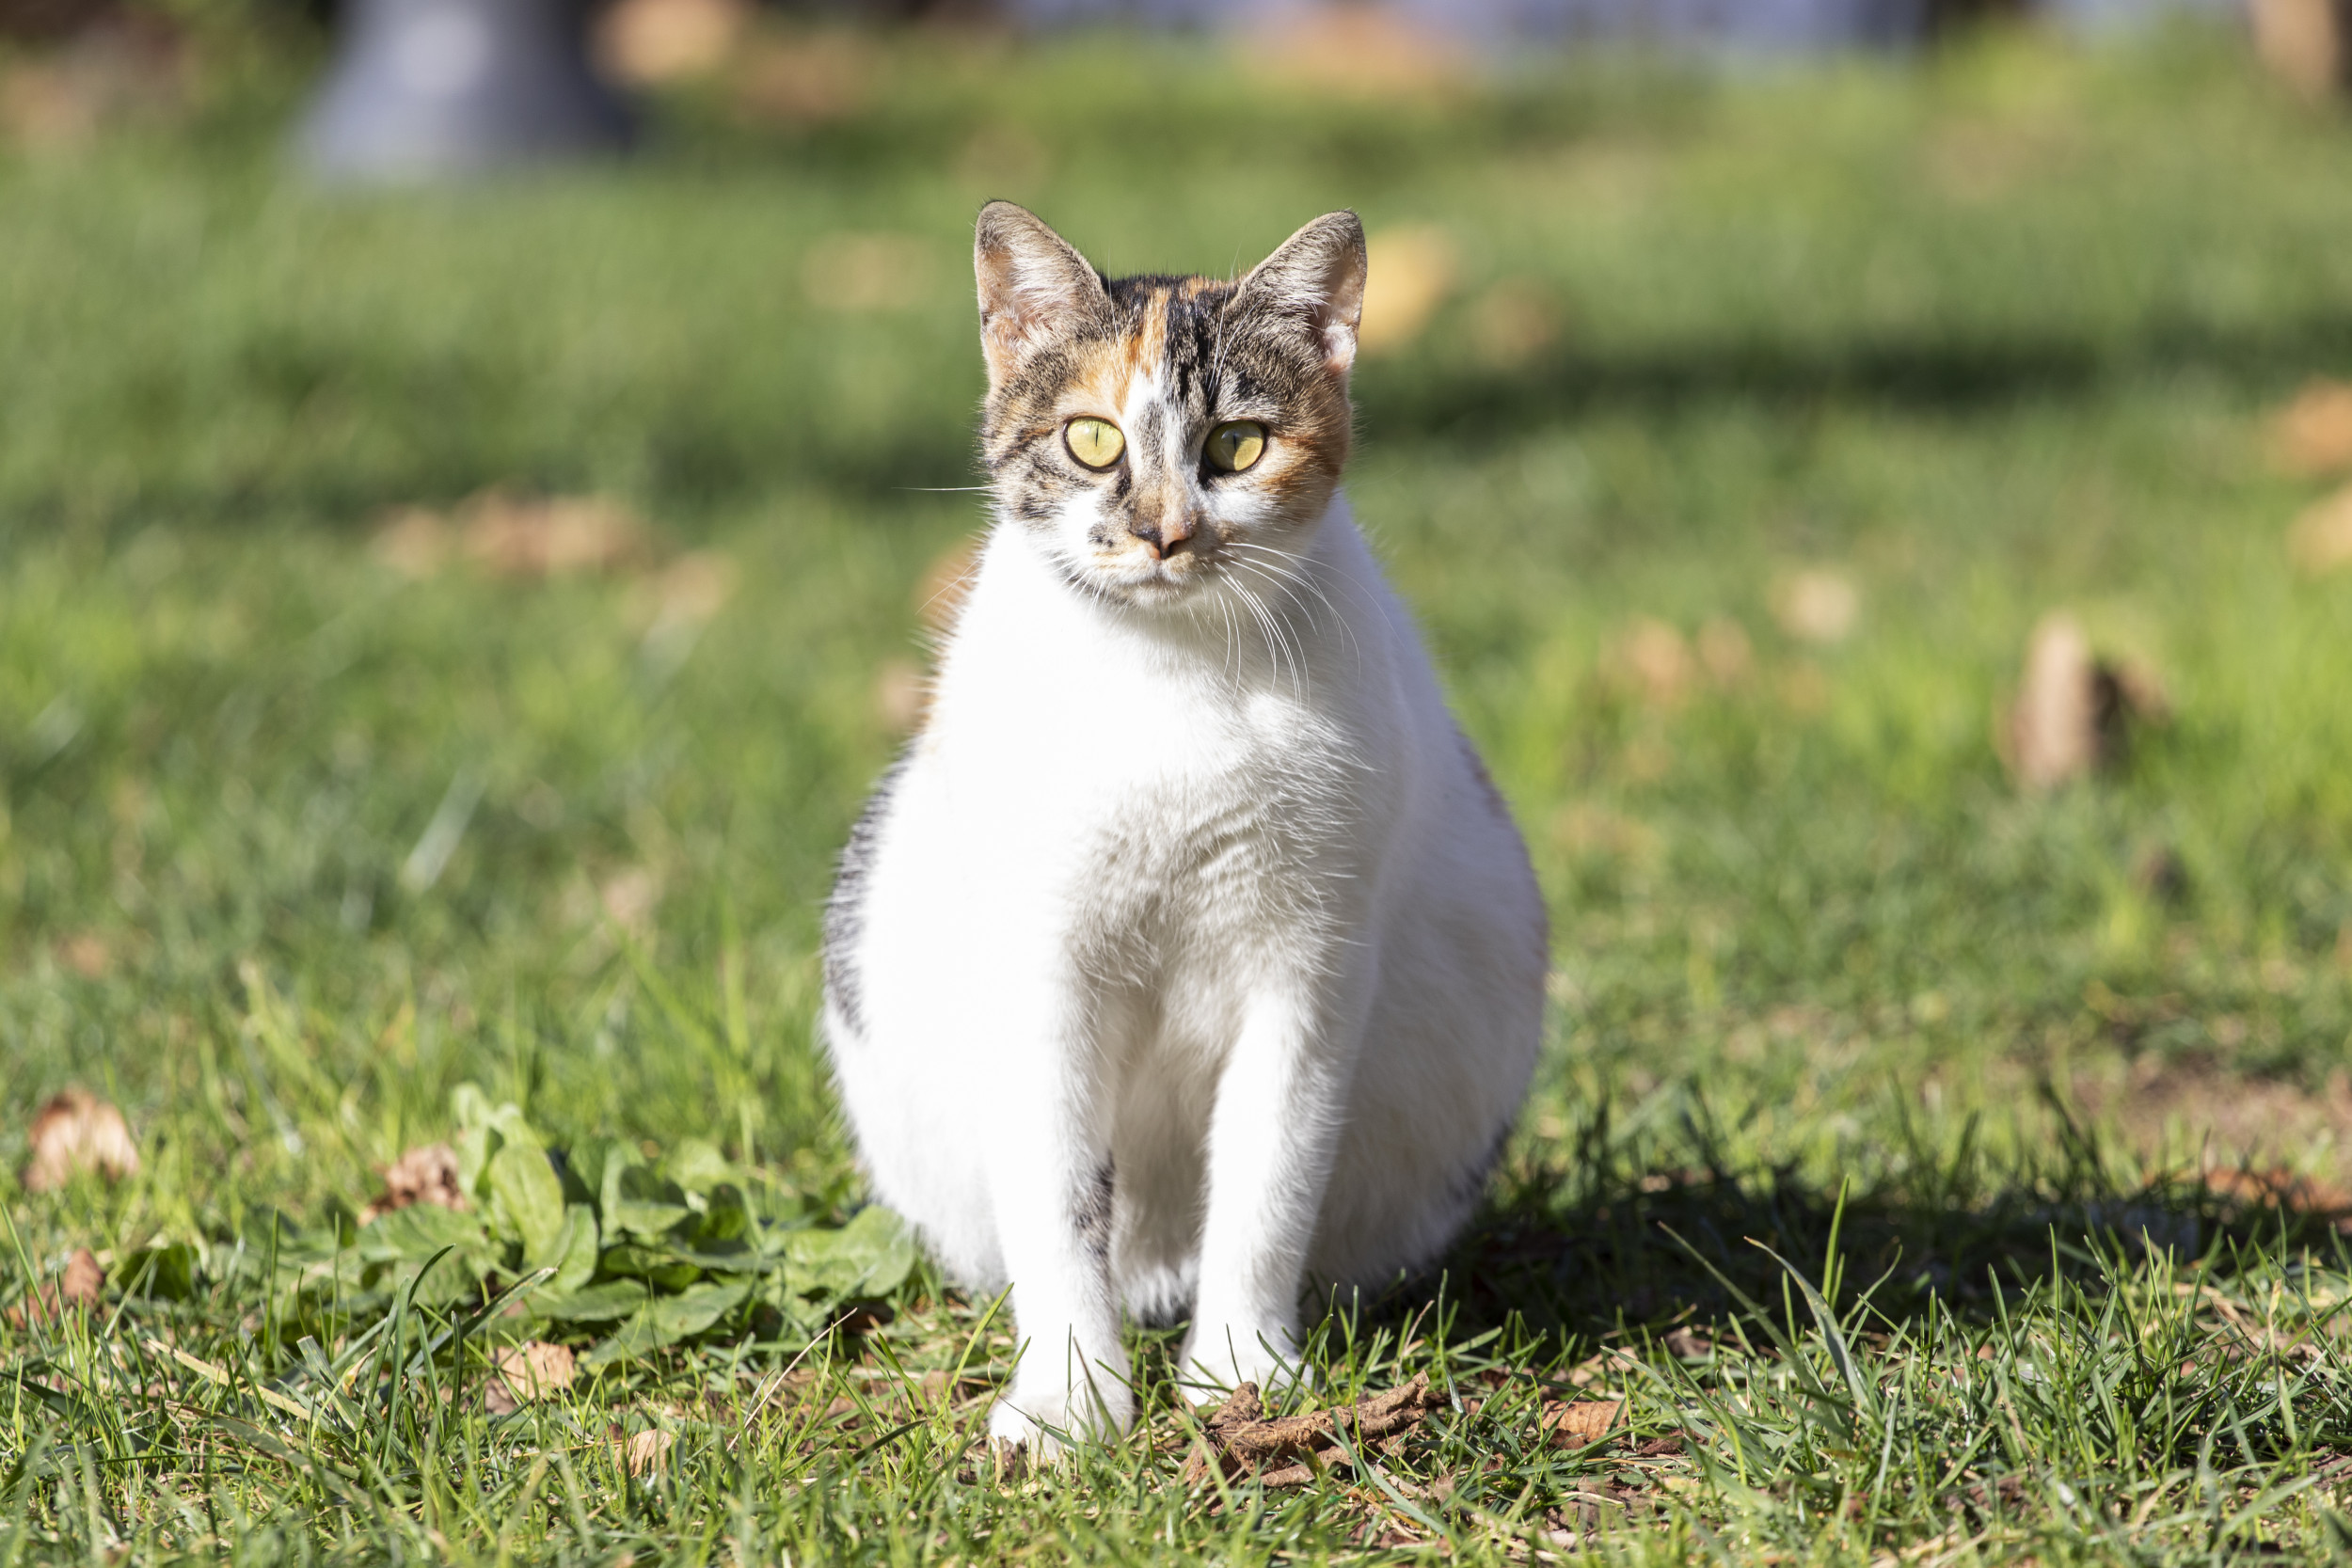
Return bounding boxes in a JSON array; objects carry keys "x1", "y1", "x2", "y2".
[{"x1": 1182, "y1": 1372, "x2": 1445, "y2": 1488}]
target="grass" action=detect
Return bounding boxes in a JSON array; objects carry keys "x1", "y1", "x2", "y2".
[{"x1": 6, "y1": 11, "x2": 2352, "y2": 1561}]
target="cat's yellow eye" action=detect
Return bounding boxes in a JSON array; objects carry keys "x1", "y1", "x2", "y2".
[
  {"x1": 1064, "y1": 417, "x2": 1126, "y2": 470},
  {"x1": 1205, "y1": 420, "x2": 1267, "y2": 474}
]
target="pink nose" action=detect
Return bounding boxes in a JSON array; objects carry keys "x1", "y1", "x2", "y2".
[{"x1": 1133, "y1": 512, "x2": 1197, "y2": 560}]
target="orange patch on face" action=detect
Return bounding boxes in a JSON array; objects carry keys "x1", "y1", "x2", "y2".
[
  {"x1": 1121, "y1": 289, "x2": 1171, "y2": 400},
  {"x1": 1063, "y1": 337, "x2": 1137, "y2": 425}
]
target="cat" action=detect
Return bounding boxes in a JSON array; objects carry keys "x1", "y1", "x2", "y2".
[{"x1": 821, "y1": 202, "x2": 1546, "y2": 1454}]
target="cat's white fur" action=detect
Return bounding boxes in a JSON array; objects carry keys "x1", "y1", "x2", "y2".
[{"x1": 823, "y1": 211, "x2": 1545, "y2": 1454}]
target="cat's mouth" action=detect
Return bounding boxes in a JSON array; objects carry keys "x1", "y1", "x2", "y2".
[{"x1": 1089, "y1": 546, "x2": 1222, "y2": 606}]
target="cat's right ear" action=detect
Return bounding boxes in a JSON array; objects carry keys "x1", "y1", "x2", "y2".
[{"x1": 975, "y1": 202, "x2": 1110, "y2": 391}]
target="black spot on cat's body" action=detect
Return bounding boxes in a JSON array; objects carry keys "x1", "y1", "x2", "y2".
[
  {"x1": 823, "y1": 753, "x2": 909, "y2": 1041},
  {"x1": 1073, "y1": 1158, "x2": 1116, "y2": 1264}
]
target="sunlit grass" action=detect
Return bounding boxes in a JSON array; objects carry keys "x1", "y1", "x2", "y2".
[{"x1": 5, "y1": 14, "x2": 2352, "y2": 1561}]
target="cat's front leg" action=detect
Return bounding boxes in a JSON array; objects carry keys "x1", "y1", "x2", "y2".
[
  {"x1": 1183, "y1": 974, "x2": 1369, "y2": 1391},
  {"x1": 982, "y1": 986, "x2": 1135, "y2": 1457}
]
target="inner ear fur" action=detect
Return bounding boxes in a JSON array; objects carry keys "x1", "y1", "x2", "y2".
[
  {"x1": 1238, "y1": 211, "x2": 1368, "y2": 381},
  {"x1": 975, "y1": 201, "x2": 1110, "y2": 391}
]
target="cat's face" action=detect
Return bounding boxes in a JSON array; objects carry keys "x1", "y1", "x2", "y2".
[{"x1": 972, "y1": 203, "x2": 1366, "y2": 612}]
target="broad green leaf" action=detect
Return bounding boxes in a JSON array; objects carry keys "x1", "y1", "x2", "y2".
[
  {"x1": 541, "y1": 1204, "x2": 600, "y2": 1296},
  {"x1": 489, "y1": 1139, "x2": 566, "y2": 1264},
  {"x1": 784, "y1": 1206, "x2": 916, "y2": 1301},
  {"x1": 538, "y1": 1279, "x2": 653, "y2": 1323},
  {"x1": 599, "y1": 1243, "x2": 702, "y2": 1291},
  {"x1": 356, "y1": 1202, "x2": 492, "y2": 1266},
  {"x1": 661, "y1": 1138, "x2": 733, "y2": 1196},
  {"x1": 115, "y1": 1243, "x2": 199, "y2": 1301},
  {"x1": 580, "y1": 1280, "x2": 752, "y2": 1369}
]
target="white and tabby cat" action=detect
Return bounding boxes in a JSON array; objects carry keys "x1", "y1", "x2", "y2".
[{"x1": 822, "y1": 203, "x2": 1545, "y2": 1453}]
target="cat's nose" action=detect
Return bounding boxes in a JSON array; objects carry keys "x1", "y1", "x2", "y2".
[{"x1": 1131, "y1": 511, "x2": 1198, "y2": 561}]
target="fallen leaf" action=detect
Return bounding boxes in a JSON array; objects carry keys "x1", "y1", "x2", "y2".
[
  {"x1": 1998, "y1": 613, "x2": 2169, "y2": 793},
  {"x1": 597, "y1": 867, "x2": 661, "y2": 930},
  {"x1": 2193, "y1": 1165, "x2": 2352, "y2": 1219},
  {"x1": 915, "y1": 537, "x2": 981, "y2": 633},
  {"x1": 372, "y1": 508, "x2": 450, "y2": 578},
  {"x1": 1182, "y1": 1372, "x2": 1444, "y2": 1487},
  {"x1": 624, "y1": 1427, "x2": 675, "y2": 1476},
  {"x1": 2289, "y1": 483, "x2": 2352, "y2": 574},
  {"x1": 22, "y1": 1088, "x2": 139, "y2": 1192},
  {"x1": 6, "y1": 1248, "x2": 103, "y2": 1328},
  {"x1": 1248, "y1": 5, "x2": 1467, "y2": 100},
  {"x1": 596, "y1": 0, "x2": 749, "y2": 86},
  {"x1": 1695, "y1": 618, "x2": 1752, "y2": 685},
  {"x1": 1613, "y1": 617, "x2": 1692, "y2": 705},
  {"x1": 803, "y1": 231, "x2": 935, "y2": 314},
  {"x1": 55, "y1": 931, "x2": 110, "y2": 978},
  {"x1": 462, "y1": 491, "x2": 647, "y2": 578},
  {"x1": 1662, "y1": 1326, "x2": 1716, "y2": 1359},
  {"x1": 873, "y1": 658, "x2": 926, "y2": 735},
  {"x1": 1544, "y1": 1396, "x2": 1624, "y2": 1449},
  {"x1": 734, "y1": 31, "x2": 872, "y2": 127},
  {"x1": 358, "y1": 1143, "x2": 469, "y2": 1226},
  {"x1": 2249, "y1": 0, "x2": 2346, "y2": 101},
  {"x1": 1359, "y1": 227, "x2": 1458, "y2": 355},
  {"x1": 1468, "y1": 278, "x2": 1562, "y2": 370},
  {"x1": 1771, "y1": 568, "x2": 1859, "y2": 644},
  {"x1": 485, "y1": 1340, "x2": 577, "y2": 1413},
  {"x1": 2271, "y1": 379, "x2": 2352, "y2": 475}
]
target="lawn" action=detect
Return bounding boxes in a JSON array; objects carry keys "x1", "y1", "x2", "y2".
[{"x1": 6, "y1": 11, "x2": 2352, "y2": 1561}]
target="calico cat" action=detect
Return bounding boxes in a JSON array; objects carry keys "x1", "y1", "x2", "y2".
[{"x1": 822, "y1": 203, "x2": 1545, "y2": 1454}]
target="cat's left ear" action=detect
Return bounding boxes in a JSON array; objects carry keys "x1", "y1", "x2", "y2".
[{"x1": 1238, "y1": 211, "x2": 1368, "y2": 382}]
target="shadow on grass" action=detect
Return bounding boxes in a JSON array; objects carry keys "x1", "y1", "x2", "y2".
[
  {"x1": 1384, "y1": 1083, "x2": 2352, "y2": 1349},
  {"x1": 1360, "y1": 309, "x2": 2352, "y2": 449}
]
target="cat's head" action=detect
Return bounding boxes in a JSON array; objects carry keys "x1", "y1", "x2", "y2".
[{"x1": 972, "y1": 201, "x2": 1366, "y2": 611}]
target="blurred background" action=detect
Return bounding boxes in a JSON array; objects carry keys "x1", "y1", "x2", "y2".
[{"x1": 4, "y1": 0, "x2": 2352, "y2": 1214}]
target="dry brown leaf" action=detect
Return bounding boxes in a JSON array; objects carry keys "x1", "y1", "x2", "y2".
[
  {"x1": 55, "y1": 931, "x2": 110, "y2": 979},
  {"x1": 1359, "y1": 228, "x2": 1458, "y2": 356},
  {"x1": 7, "y1": 1248, "x2": 103, "y2": 1328},
  {"x1": 486, "y1": 1340, "x2": 577, "y2": 1413},
  {"x1": 1248, "y1": 6, "x2": 1467, "y2": 100},
  {"x1": 1543, "y1": 1396, "x2": 1624, "y2": 1449},
  {"x1": 22, "y1": 1088, "x2": 139, "y2": 1192},
  {"x1": 2289, "y1": 483, "x2": 2352, "y2": 575},
  {"x1": 735, "y1": 33, "x2": 872, "y2": 127},
  {"x1": 1772, "y1": 568, "x2": 1859, "y2": 645},
  {"x1": 596, "y1": 0, "x2": 749, "y2": 86},
  {"x1": 915, "y1": 537, "x2": 981, "y2": 634},
  {"x1": 358, "y1": 1143, "x2": 468, "y2": 1226},
  {"x1": 1181, "y1": 1372, "x2": 1443, "y2": 1487},
  {"x1": 1998, "y1": 613, "x2": 2169, "y2": 793},
  {"x1": 461, "y1": 491, "x2": 646, "y2": 578},
  {"x1": 1468, "y1": 278, "x2": 1562, "y2": 370},
  {"x1": 873, "y1": 658, "x2": 927, "y2": 736},
  {"x1": 1613, "y1": 618, "x2": 1692, "y2": 706},
  {"x1": 2271, "y1": 379, "x2": 2352, "y2": 475},
  {"x1": 2249, "y1": 0, "x2": 2347, "y2": 101},
  {"x1": 1662, "y1": 1326, "x2": 1717, "y2": 1359},
  {"x1": 372, "y1": 507, "x2": 451, "y2": 578},
  {"x1": 597, "y1": 867, "x2": 662, "y2": 930},
  {"x1": 2193, "y1": 1165, "x2": 2352, "y2": 1219},
  {"x1": 625, "y1": 1427, "x2": 675, "y2": 1476},
  {"x1": 803, "y1": 232, "x2": 935, "y2": 314},
  {"x1": 1695, "y1": 618, "x2": 1752, "y2": 685}
]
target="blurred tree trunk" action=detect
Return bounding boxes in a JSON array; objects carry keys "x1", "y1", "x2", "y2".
[{"x1": 2251, "y1": 0, "x2": 2351, "y2": 99}]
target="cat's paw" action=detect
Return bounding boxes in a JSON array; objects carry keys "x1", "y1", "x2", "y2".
[
  {"x1": 1181, "y1": 1322, "x2": 1306, "y2": 1394},
  {"x1": 987, "y1": 1377, "x2": 1136, "y2": 1459}
]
